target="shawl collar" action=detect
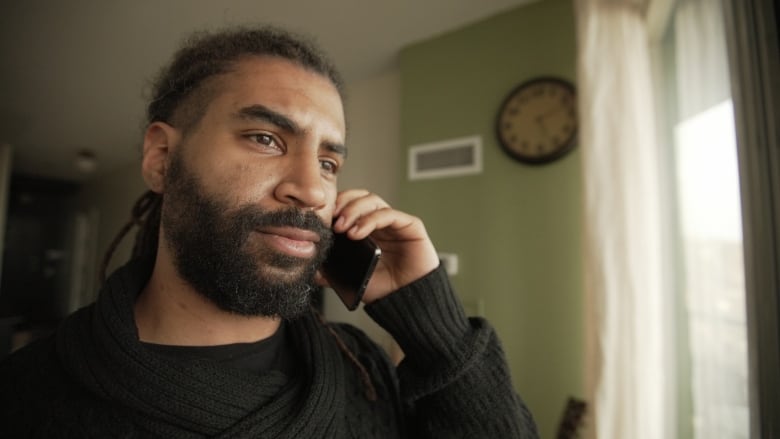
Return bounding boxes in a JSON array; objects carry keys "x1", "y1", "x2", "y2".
[{"x1": 56, "y1": 259, "x2": 348, "y2": 438}]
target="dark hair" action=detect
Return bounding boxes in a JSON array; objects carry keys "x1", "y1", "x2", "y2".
[
  {"x1": 147, "y1": 26, "x2": 345, "y2": 133},
  {"x1": 101, "y1": 26, "x2": 344, "y2": 279}
]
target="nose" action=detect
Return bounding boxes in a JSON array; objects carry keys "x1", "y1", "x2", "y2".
[{"x1": 274, "y1": 152, "x2": 328, "y2": 210}]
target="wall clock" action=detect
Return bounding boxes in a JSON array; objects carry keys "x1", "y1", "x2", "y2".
[{"x1": 495, "y1": 77, "x2": 578, "y2": 165}]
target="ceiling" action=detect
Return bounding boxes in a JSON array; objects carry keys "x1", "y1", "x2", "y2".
[{"x1": 0, "y1": 0, "x2": 536, "y2": 183}]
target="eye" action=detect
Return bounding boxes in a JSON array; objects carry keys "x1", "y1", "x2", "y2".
[
  {"x1": 320, "y1": 159, "x2": 339, "y2": 175},
  {"x1": 246, "y1": 133, "x2": 280, "y2": 149}
]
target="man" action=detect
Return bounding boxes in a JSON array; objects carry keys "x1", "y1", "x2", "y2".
[{"x1": 0, "y1": 27, "x2": 538, "y2": 438}]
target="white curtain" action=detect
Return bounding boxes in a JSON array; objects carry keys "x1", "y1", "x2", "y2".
[
  {"x1": 673, "y1": 0, "x2": 749, "y2": 437},
  {"x1": 575, "y1": 1, "x2": 673, "y2": 438}
]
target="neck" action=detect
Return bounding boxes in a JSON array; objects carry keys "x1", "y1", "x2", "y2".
[{"x1": 134, "y1": 249, "x2": 281, "y2": 346}]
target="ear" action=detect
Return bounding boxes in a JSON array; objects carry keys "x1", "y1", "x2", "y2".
[{"x1": 141, "y1": 122, "x2": 180, "y2": 193}]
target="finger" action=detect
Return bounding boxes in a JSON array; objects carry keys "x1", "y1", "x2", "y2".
[
  {"x1": 344, "y1": 208, "x2": 421, "y2": 241},
  {"x1": 333, "y1": 192, "x2": 390, "y2": 233},
  {"x1": 313, "y1": 270, "x2": 329, "y2": 288},
  {"x1": 334, "y1": 189, "x2": 373, "y2": 216}
]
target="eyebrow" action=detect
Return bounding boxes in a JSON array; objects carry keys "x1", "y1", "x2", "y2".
[{"x1": 235, "y1": 104, "x2": 348, "y2": 158}]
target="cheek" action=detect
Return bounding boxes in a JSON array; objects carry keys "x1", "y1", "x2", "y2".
[
  {"x1": 198, "y1": 160, "x2": 276, "y2": 207},
  {"x1": 232, "y1": 163, "x2": 279, "y2": 203}
]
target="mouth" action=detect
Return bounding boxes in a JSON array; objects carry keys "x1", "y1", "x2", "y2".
[{"x1": 255, "y1": 226, "x2": 320, "y2": 259}]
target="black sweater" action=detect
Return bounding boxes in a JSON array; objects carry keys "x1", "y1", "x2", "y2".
[{"x1": 0, "y1": 260, "x2": 538, "y2": 438}]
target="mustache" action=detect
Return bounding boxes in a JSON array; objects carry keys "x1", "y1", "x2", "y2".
[{"x1": 231, "y1": 205, "x2": 334, "y2": 243}]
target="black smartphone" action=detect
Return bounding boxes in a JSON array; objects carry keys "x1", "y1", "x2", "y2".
[{"x1": 321, "y1": 233, "x2": 382, "y2": 311}]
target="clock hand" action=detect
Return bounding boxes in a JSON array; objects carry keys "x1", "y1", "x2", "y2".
[
  {"x1": 537, "y1": 106, "x2": 561, "y2": 121},
  {"x1": 535, "y1": 116, "x2": 550, "y2": 140}
]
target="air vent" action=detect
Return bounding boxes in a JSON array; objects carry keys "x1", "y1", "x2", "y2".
[{"x1": 408, "y1": 135, "x2": 482, "y2": 180}]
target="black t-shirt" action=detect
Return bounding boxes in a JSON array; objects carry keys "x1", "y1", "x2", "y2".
[{"x1": 142, "y1": 322, "x2": 296, "y2": 375}]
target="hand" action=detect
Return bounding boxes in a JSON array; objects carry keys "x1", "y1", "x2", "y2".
[{"x1": 324, "y1": 189, "x2": 440, "y2": 303}]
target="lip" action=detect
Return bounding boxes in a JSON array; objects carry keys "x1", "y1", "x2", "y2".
[
  {"x1": 256, "y1": 226, "x2": 320, "y2": 258},
  {"x1": 259, "y1": 226, "x2": 321, "y2": 242}
]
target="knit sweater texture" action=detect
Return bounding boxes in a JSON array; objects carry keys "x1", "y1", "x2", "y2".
[{"x1": 0, "y1": 259, "x2": 538, "y2": 438}]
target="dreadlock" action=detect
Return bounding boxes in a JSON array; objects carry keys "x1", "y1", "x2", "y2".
[
  {"x1": 100, "y1": 26, "x2": 376, "y2": 401},
  {"x1": 100, "y1": 190, "x2": 160, "y2": 282}
]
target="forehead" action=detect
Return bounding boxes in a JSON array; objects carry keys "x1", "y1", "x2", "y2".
[{"x1": 207, "y1": 56, "x2": 346, "y2": 135}]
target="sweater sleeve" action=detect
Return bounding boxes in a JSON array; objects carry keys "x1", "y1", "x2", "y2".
[{"x1": 363, "y1": 265, "x2": 539, "y2": 438}]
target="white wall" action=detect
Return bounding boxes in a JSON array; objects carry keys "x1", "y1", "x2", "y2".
[{"x1": 336, "y1": 71, "x2": 402, "y2": 204}]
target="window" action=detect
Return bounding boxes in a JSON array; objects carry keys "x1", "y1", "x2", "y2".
[{"x1": 657, "y1": 0, "x2": 750, "y2": 437}]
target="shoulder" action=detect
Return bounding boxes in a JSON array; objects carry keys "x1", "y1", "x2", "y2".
[
  {"x1": 1, "y1": 334, "x2": 60, "y2": 386},
  {"x1": 1, "y1": 336, "x2": 65, "y2": 432},
  {"x1": 1, "y1": 320, "x2": 87, "y2": 398},
  {"x1": 0, "y1": 335, "x2": 135, "y2": 437},
  {"x1": 1, "y1": 336, "x2": 68, "y2": 412}
]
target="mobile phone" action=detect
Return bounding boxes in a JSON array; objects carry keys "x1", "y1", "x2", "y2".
[{"x1": 321, "y1": 233, "x2": 381, "y2": 311}]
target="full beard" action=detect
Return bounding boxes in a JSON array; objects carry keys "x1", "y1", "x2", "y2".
[{"x1": 161, "y1": 152, "x2": 334, "y2": 319}]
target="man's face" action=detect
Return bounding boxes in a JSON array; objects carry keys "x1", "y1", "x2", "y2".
[{"x1": 159, "y1": 56, "x2": 346, "y2": 318}]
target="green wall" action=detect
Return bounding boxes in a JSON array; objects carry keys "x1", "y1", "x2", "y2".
[{"x1": 398, "y1": 0, "x2": 583, "y2": 436}]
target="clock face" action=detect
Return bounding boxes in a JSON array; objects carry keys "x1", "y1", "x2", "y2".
[{"x1": 496, "y1": 77, "x2": 577, "y2": 164}]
